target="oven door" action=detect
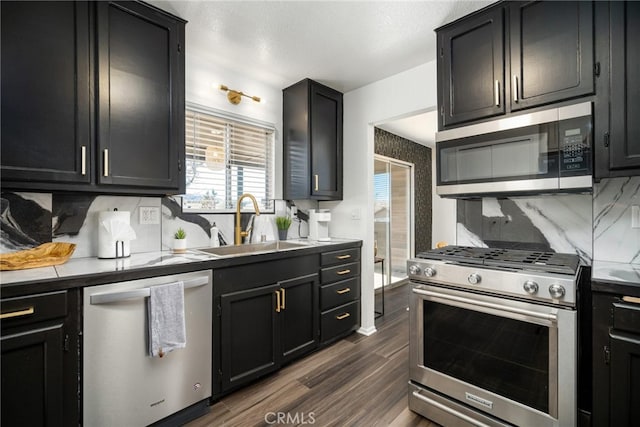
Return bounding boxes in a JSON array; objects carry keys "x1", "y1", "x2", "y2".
[{"x1": 409, "y1": 283, "x2": 576, "y2": 427}]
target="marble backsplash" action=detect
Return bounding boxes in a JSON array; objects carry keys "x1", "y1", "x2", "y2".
[
  {"x1": 0, "y1": 192, "x2": 311, "y2": 258},
  {"x1": 593, "y1": 176, "x2": 640, "y2": 264},
  {"x1": 457, "y1": 193, "x2": 593, "y2": 264}
]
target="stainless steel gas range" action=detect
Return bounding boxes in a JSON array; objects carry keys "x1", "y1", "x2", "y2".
[{"x1": 408, "y1": 246, "x2": 590, "y2": 427}]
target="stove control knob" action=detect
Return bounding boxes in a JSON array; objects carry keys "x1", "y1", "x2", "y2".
[
  {"x1": 424, "y1": 267, "x2": 436, "y2": 277},
  {"x1": 548, "y1": 284, "x2": 566, "y2": 299},
  {"x1": 409, "y1": 265, "x2": 421, "y2": 276},
  {"x1": 468, "y1": 273, "x2": 481, "y2": 285},
  {"x1": 523, "y1": 280, "x2": 539, "y2": 295}
]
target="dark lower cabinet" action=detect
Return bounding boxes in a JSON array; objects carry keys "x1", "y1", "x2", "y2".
[
  {"x1": 595, "y1": 0, "x2": 640, "y2": 179},
  {"x1": 214, "y1": 255, "x2": 319, "y2": 396},
  {"x1": 220, "y1": 284, "x2": 279, "y2": 392},
  {"x1": 592, "y1": 290, "x2": 640, "y2": 427},
  {"x1": 0, "y1": 290, "x2": 79, "y2": 427},
  {"x1": 219, "y1": 273, "x2": 318, "y2": 392}
]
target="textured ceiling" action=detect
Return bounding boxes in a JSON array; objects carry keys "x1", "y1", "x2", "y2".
[{"x1": 149, "y1": 0, "x2": 493, "y2": 93}]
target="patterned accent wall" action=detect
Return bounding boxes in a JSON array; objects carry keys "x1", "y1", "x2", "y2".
[{"x1": 374, "y1": 127, "x2": 432, "y2": 253}]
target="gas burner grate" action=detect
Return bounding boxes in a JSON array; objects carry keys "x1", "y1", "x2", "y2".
[{"x1": 417, "y1": 245, "x2": 580, "y2": 275}]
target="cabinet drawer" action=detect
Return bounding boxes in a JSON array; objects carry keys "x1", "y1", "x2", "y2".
[
  {"x1": 321, "y1": 262, "x2": 359, "y2": 284},
  {"x1": 613, "y1": 299, "x2": 640, "y2": 335},
  {"x1": 321, "y1": 277, "x2": 360, "y2": 311},
  {"x1": 321, "y1": 248, "x2": 360, "y2": 267},
  {"x1": 321, "y1": 301, "x2": 359, "y2": 343},
  {"x1": 1, "y1": 291, "x2": 67, "y2": 330}
]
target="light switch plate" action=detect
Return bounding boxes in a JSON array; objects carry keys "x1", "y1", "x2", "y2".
[
  {"x1": 632, "y1": 205, "x2": 640, "y2": 229},
  {"x1": 139, "y1": 206, "x2": 160, "y2": 225}
]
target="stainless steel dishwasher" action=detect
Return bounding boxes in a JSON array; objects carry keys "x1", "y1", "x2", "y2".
[{"x1": 83, "y1": 270, "x2": 212, "y2": 426}]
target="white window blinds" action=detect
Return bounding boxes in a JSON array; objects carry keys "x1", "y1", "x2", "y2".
[{"x1": 184, "y1": 107, "x2": 275, "y2": 212}]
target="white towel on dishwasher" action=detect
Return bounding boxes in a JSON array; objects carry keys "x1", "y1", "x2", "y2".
[{"x1": 148, "y1": 281, "x2": 186, "y2": 357}]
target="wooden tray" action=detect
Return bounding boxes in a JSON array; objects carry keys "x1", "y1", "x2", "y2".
[{"x1": 0, "y1": 242, "x2": 76, "y2": 271}]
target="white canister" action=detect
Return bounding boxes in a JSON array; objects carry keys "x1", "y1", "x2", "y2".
[{"x1": 98, "y1": 210, "x2": 133, "y2": 258}]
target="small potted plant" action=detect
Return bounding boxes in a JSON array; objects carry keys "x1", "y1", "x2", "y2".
[
  {"x1": 173, "y1": 227, "x2": 187, "y2": 253},
  {"x1": 275, "y1": 216, "x2": 292, "y2": 241}
]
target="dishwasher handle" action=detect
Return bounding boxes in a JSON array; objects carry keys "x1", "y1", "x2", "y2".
[{"x1": 90, "y1": 276, "x2": 209, "y2": 305}]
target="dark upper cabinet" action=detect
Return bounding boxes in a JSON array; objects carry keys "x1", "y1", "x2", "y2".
[
  {"x1": 0, "y1": 1, "x2": 92, "y2": 185},
  {"x1": 438, "y1": 6, "x2": 505, "y2": 127},
  {"x1": 96, "y1": 1, "x2": 185, "y2": 191},
  {"x1": 595, "y1": 1, "x2": 640, "y2": 179},
  {"x1": 437, "y1": 1, "x2": 594, "y2": 130},
  {"x1": 0, "y1": 0, "x2": 185, "y2": 194},
  {"x1": 283, "y1": 79, "x2": 343, "y2": 200},
  {"x1": 509, "y1": 1, "x2": 593, "y2": 111}
]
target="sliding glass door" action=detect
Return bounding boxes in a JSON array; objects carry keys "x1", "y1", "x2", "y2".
[{"x1": 374, "y1": 155, "x2": 413, "y2": 287}]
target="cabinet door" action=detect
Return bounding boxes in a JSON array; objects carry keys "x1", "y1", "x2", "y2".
[
  {"x1": 1, "y1": 323, "x2": 65, "y2": 427},
  {"x1": 278, "y1": 274, "x2": 319, "y2": 364},
  {"x1": 96, "y1": 1, "x2": 185, "y2": 191},
  {"x1": 439, "y1": 6, "x2": 505, "y2": 128},
  {"x1": 0, "y1": 1, "x2": 91, "y2": 184},
  {"x1": 310, "y1": 82, "x2": 343, "y2": 200},
  {"x1": 509, "y1": 1, "x2": 593, "y2": 111},
  {"x1": 609, "y1": 331, "x2": 640, "y2": 426},
  {"x1": 220, "y1": 284, "x2": 280, "y2": 392},
  {"x1": 608, "y1": 1, "x2": 640, "y2": 173}
]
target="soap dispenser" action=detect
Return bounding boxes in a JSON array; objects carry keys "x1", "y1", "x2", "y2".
[{"x1": 210, "y1": 222, "x2": 220, "y2": 247}]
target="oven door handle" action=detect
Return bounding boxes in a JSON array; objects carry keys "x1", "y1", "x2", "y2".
[{"x1": 412, "y1": 288, "x2": 557, "y2": 322}]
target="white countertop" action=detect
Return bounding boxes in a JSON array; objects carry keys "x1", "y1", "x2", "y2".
[
  {"x1": 592, "y1": 260, "x2": 640, "y2": 285},
  {"x1": 0, "y1": 238, "x2": 360, "y2": 286},
  {"x1": 0, "y1": 250, "x2": 215, "y2": 286}
]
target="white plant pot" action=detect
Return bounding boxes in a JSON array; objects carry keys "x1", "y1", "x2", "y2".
[{"x1": 173, "y1": 238, "x2": 187, "y2": 253}]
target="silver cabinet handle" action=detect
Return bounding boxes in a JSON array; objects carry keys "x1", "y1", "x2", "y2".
[
  {"x1": 494, "y1": 80, "x2": 500, "y2": 107},
  {"x1": 103, "y1": 149, "x2": 109, "y2": 177},
  {"x1": 90, "y1": 276, "x2": 209, "y2": 305},
  {"x1": 81, "y1": 146, "x2": 87, "y2": 175},
  {"x1": 314, "y1": 174, "x2": 319, "y2": 191},
  {"x1": 513, "y1": 75, "x2": 519, "y2": 103}
]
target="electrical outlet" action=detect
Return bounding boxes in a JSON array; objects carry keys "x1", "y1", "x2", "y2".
[
  {"x1": 351, "y1": 209, "x2": 361, "y2": 220},
  {"x1": 632, "y1": 205, "x2": 640, "y2": 229},
  {"x1": 139, "y1": 206, "x2": 160, "y2": 225}
]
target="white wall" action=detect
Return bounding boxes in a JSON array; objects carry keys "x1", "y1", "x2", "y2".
[
  {"x1": 185, "y1": 54, "x2": 285, "y2": 199},
  {"x1": 326, "y1": 60, "x2": 455, "y2": 335}
]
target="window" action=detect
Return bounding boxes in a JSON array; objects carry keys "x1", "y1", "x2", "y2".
[{"x1": 183, "y1": 106, "x2": 275, "y2": 212}]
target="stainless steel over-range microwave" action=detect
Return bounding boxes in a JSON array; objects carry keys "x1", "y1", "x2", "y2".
[{"x1": 436, "y1": 102, "x2": 592, "y2": 198}]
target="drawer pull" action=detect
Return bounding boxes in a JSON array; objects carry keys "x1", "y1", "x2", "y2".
[
  {"x1": 281, "y1": 288, "x2": 285, "y2": 310},
  {"x1": 336, "y1": 312, "x2": 351, "y2": 320},
  {"x1": 314, "y1": 174, "x2": 319, "y2": 191},
  {"x1": 337, "y1": 269, "x2": 351, "y2": 275},
  {"x1": 622, "y1": 296, "x2": 640, "y2": 305},
  {"x1": 275, "y1": 290, "x2": 281, "y2": 313},
  {"x1": 336, "y1": 254, "x2": 351, "y2": 260},
  {"x1": 0, "y1": 307, "x2": 35, "y2": 320},
  {"x1": 336, "y1": 288, "x2": 351, "y2": 295}
]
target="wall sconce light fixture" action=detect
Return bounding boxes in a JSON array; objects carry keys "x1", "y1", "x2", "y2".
[{"x1": 219, "y1": 84, "x2": 261, "y2": 105}]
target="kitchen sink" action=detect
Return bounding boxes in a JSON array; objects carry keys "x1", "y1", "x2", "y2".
[{"x1": 195, "y1": 240, "x2": 310, "y2": 257}]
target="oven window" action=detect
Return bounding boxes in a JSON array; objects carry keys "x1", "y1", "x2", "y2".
[{"x1": 423, "y1": 301, "x2": 549, "y2": 413}]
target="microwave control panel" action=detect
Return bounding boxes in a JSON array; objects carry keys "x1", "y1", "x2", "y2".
[{"x1": 559, "y1": 116, "x2": 592, "y2": 174}]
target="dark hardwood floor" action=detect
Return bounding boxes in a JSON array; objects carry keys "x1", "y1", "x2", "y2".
[{"x1": 186, "y1": 283, "x2": 438, "y2": 427}]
